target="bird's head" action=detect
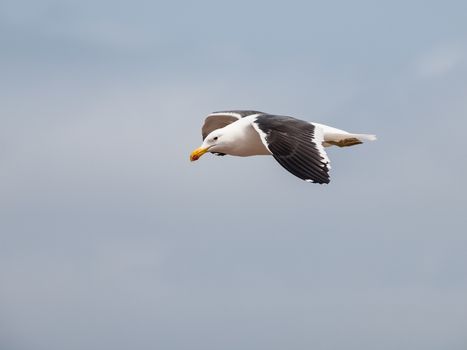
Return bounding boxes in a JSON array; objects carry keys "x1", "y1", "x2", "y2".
[{"x1": 190, "y1": 131, "x2": 225, "y2": 161}]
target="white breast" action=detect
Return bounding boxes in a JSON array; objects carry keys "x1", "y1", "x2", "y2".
[{"x1": 221, "y1": 116, "x2": 271, "y2": 157}]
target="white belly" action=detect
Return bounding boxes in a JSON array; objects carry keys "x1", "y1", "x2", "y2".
[{"x1": 227, "y1": 124, "x2": 271, "y2": 157}]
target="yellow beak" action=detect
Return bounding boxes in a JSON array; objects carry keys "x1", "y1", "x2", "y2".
[{"x1": 190, "y1": 146, "x2": 209, "y2": 161}]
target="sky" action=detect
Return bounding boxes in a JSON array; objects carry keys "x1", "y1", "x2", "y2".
[{"x1": 1, "y1": 0, "x2": 467, "y2": 349}]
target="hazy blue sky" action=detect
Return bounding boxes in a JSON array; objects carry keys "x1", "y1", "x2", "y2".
[{"x1": 1, "y1": 1, "x2": 467, "y2": 349}]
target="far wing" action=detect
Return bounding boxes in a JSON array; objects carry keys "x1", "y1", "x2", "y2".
[
  {"x1": 201, "y1": 110, "x2": 264, "y2": 140},
  {"x1": 202, "y1": 114, "x2": 239, "y2": 140}
]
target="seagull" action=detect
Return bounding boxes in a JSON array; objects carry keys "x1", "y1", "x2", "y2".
[{"x1": 190, "y1": 110, "x2": 376, "y2": 184}]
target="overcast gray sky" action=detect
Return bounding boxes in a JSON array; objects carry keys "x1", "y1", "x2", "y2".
[{"x1": 1, "y1": 1, "x2": 467, "y2": 349}]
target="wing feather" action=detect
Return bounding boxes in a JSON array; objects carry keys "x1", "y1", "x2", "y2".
[
  {"x1": 201, "y1": 110, "x2": 264, "y2": 140},
  {"x1": 252, "y1": 115, "x2": 331, "y2": 184}
]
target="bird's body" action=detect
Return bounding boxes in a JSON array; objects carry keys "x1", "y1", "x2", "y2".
[
  {"x1": 215, "y1": 114, "x2": 271, "y2": 157},
  {"x1": 190, "y1": 110, "x2": 376, "y2": 184}
]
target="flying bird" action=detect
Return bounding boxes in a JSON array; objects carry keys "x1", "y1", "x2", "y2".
[{"x1": 190, "y1": 110, "x2": 376, "y2": 184}]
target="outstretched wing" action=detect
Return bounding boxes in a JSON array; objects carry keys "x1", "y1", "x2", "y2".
[
  {"x1": 202, "y1": 110, "x2": 264, "y2": 140},
  {"x1": 252, "y1": 115, "x2": 331, "y2": 184}
]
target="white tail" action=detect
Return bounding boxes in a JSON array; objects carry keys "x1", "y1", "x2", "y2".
[
  {"x1": 350, "y1": 133, "x2": 377, "y2": 142},
  {"x1": 312, "y1": 123, "x2": 376, "y2": 147}
]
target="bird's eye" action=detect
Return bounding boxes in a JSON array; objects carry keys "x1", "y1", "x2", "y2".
[{"x1": 213, "y1": 136, "x2": 218, "y2": 141}]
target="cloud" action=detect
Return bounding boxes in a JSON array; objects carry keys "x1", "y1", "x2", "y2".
[{"x1": 416, "y1": 44, "x2": 464, "y2": 78}]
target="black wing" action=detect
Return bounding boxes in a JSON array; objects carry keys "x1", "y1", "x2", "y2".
[
  {"x1": 253, "y1": 115, "x2": 331, "y2": 184},
  {"x1": 201, "y1": 110, "x2": 264, "y2": 140}
]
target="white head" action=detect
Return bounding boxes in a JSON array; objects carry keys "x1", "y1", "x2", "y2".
[{"x1": 190, "y1": 129, "x2": 231, "y2": 161}]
